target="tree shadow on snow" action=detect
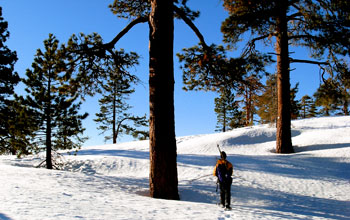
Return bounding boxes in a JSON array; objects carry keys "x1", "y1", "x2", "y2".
[
  {"x1": 74, "y1": 149, "x2": 149, "y2": 160},
  {"x1": 0, "y1": 213, "x2": 13, "y2": 220},
  {"x1": 178, "y1": 150, "x2": 349, "y2": 218},
  {"x1": 231, "y1": 184, "x2": 350, "y2": 219},
  {"x1": 228, "y1": 152, "x2": 350, "y2": 181},
  {"x1": 179, "y1": 177, "x2": 349, "y2": 219},
  {"x1": 294, "y1": 143, "x2": 350, "y2": 153},
  {"x1": 223, "y1": 129, "x2": 301, "y2": 146}
]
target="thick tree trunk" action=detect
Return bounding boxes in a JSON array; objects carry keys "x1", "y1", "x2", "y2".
[
  {"x1": 148, "y1": 0, "x2": 179, "y2": 200},
  {"x1": 275, "y1": 2, "x2": 294, "y2": 154}
]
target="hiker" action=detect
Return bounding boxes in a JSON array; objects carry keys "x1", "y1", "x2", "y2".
[{"x1": 213, "y1": 151, "x2": 233, "y2": 209}]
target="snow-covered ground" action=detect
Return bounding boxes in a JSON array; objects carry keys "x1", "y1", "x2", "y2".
[{"x1": 1, "y1": 116, "x2": 349, "y2": 220}]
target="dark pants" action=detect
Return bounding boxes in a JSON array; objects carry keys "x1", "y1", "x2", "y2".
[{"x1": 219, "y1": 182, "x2": 231, "y2": 207}]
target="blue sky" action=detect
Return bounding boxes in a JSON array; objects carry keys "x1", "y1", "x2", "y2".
[{"x1": 2, "y1": 0, "x2": 322, "y2": 146}]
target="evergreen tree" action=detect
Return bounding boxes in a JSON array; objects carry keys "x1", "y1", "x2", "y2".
[
  {"x1": 0, "y1": 7, "x2": 19, "y2": 103},
  {"x1": 1, "y1": 95, "x2": 38, "y2": 156},
  {"x1": 65, "y1": 0, "x2": 211, "y2": 199},
  {"x1": 290, "y1": 83, "x2": 300, "y2": 120},
  {"x1": 221, "y1": 0, "x2": 349, "y2": 153},
  {"x1": 23, "y1": 34, "x2": 88, "y2": 169},
  {"x1": 257, "y1": 74, "x2": 299, "y2": 124},
  {"x1": 214, "y1": 88, "x2": 242, "y2": 132},
  {"x1": 313, "y1": 79, "x2": 341, "y2": 116},
  {"x1": 94, "y1": 54, "x2": 148, "y2": 144},
  {"x1": 0, "y1": 7, "x2": 21, "y2": 154},
  {"x1": 300, "y1": 95, "x2": 316, "y2": 119},
  {"x1": 257, "y1": 74, "x2": 278, "y2": 124},
  {"x1": 237, "y1": 74, "x2": 264, "y2": 126},
  {"x1": 333, "y1": 60, "x2": 350, "y2": 115}
]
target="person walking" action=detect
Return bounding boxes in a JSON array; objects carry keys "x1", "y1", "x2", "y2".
[{"x1": 213, "y1": 151, "x2": 233, "y2": 210}]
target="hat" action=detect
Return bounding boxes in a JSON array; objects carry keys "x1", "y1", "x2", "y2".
[{"x1": 220, "y1": 151, "x2": 227, "y2": 159}]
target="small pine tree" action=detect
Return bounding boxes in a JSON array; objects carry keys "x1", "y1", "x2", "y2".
[
  {"x1": 257, "y1": 74, "x2": 278, "y2": 124},
  {"x1": 300, "y1": 95, "x2": 317, "y2": 118},
  {"x1": 313, "y1": 80, "x2": 341, "y2": 116},
  {"x1": 290, "y1": 83, "x2": 300, "y2": 120},
  {"x1": 94, "y1": 73, "x2": 148, "y2": 144},
  {"x1": 215, "y1": 88, "x2": 243, "y2": 132},
  {"x1": 23, "y1": 34, "x2": 88, "y2": 169}
]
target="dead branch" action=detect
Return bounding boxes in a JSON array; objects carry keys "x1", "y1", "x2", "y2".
[
  {"x1": 104, "y1": 16, "x2": 149, "y2": 49},
  {"x1": 289, "y1": 58, "x2": 329, "y2": 65},
  {"x1": 173, "y1": 5, "x2": 208, "y2": 49}
]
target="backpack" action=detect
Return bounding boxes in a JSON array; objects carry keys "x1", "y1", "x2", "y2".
[{"x1": 217, "y1": 161, "x2": 232, "y2": 185}]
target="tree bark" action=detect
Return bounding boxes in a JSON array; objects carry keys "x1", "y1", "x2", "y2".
[
  {"x1": 113, "y1": 89, "x2": 117, "y2": 144},
  {"x1": 275, "y1": 2, "x2": 294, "y2": 154},
  {"x1": 148, "y1": 0, "x2": 179, "y2": 199},
  {"x1": 46, "y1": 73, "x2": 53, "y2": 169}
]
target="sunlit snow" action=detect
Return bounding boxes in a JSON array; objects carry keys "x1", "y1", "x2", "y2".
[{"x1": 1, "y1": 116, "x2": 349, "y2": 219}]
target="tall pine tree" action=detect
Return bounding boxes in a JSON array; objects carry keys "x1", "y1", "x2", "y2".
[
  {"x1": 221, "y1": 0, "x2": 349, "y2": 153},
  {"x1": 0, "y1": 7, "x2": 21, "y2": 154},
  {"x1": 24, "y1": 34, "x2": 88, "y2": 169},
  {"x1": 64, "y1": 0, "x2": 211, "y2": 199}
]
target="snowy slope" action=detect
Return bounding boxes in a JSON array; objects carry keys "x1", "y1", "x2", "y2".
[{"x1": 1, "y1": 116, "x2": 350, "y2": 220}]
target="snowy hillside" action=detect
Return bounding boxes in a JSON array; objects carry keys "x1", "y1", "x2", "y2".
[{"x1": 1, "y1": 116, "x2": 350, "y2": 219}]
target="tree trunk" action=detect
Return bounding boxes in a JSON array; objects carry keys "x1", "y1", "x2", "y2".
[
  {"x1": 343, "y1": 99, "x2": 349, "y2": 116},
  {"x1": 113, "y1": 89, "x2": 117, "y2": 144},
  {"x1": 148, "y1": 0, "x2": 179, "y2": 200},
  {"x1": 46, "y1": 75, "x2": 53, "y2": 169},
  {"x1": 275, "y1": 2, "x2": 294, "y2": 154}
]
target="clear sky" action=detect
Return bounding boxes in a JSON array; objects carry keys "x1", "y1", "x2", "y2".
[{"x1": 2, "y1": 0, "x2": 322, "y2": 146}]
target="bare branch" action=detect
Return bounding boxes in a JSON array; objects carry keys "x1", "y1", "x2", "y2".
[
  {"x1": 288, "y1": 34, "x2": 316, "y2": 40},
  {"x1": 242, "y1": 33, "x2": 276, "y2": 56},
  {"x1": 289, "y1": 58, "x2": 329, "y2": 65},
  {"x1": 287, "y1": 12, "x2": 303, "y2": 20},
  {"x1": 104, "y1": 16, "x2": 149, "y2": 49},
  {"x1": 173, "y1": 5, "x2": 208, "y2": 49}
]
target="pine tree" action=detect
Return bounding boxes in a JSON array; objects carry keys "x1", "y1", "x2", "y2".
[
  {"x1": 23, "y1": 34, "x2": 88, "y2": 169},
  {"x1": 0, "y1": 7, "x2": 21, "y2": 154},
  {"x1": 333, "y1": 60, "x2": 350, "y2": 115},
  {"x1": 257, "y1": 74, "x2": 278, "y2": 124},
  {"x1": 221, "y1": 0, "x2": 349, "y2": 153},
  {"x1": 313, "y1": 79, "x2": 341, "y2": 116},
  {"x1": 0, "y1": 7, "x2": 19, "y2": 103},
  {"x1": 290, "y1": 83, "x2": 300, "y2": 120},
  {"x1": 258, "y1": 74, "x2": 299, "y2": 124},
  {"x1": 300, "y1": 95, "x2": 316, "y2": 119},
  {"x1": 237, "y1": 74, "x2": 264, "y2": 126},
  {"x1": 214, "y1": 88, "x2": 242, "y2": 132},
  {"x1": 1, "y1": 95, "x2": 38, "y2": 156},
  {"x1": 64, "y1": 0, "x2": 211, "y2": 199},
  {"x1": 94, "y1": 56, "x2": 148, "y2": 144}
]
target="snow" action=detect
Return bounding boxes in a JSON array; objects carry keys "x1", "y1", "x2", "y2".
[{"x1": 1, "y1": 116, "x2": 350, "y2": 220}]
